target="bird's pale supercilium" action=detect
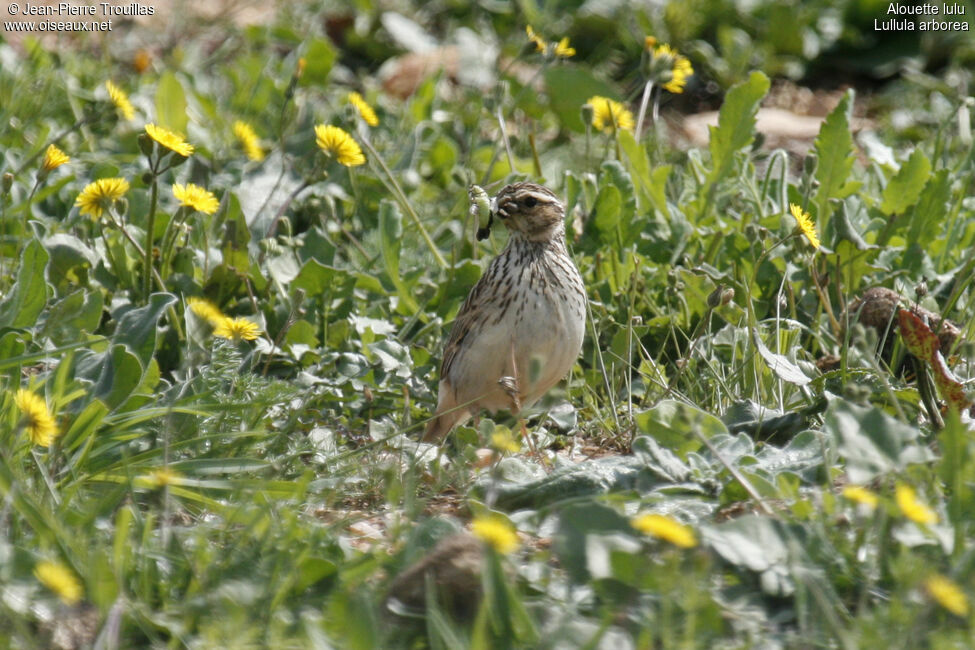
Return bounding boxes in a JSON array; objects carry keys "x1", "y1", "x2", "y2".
[{"x1": 424, "y1": 182, "x2": 586, "y2": 441}]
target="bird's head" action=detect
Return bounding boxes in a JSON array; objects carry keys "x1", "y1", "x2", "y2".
[{"x1": 491, "y1": 182, "x2": 565, "y2": 242}]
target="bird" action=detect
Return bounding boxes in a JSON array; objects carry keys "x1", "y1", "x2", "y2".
[{"x1": 424, "y1": 182, "x2": 587, "y2": 441}]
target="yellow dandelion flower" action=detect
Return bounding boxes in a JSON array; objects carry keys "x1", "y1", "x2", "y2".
[
  {"x1": 145, "y1": 123, "x2": 194, "y2": 157},
  {"x1": 587, "y1": 95, "x2": 634, "y2": 134},
  {"x1": 789, "y1": 203, "x2": 820, "y2": 249},
  {"x1": 526, "y1": 25, "x2": 546, "y2": 53},
  {"x1": 650, "y1": 44, "x2": 694, "y2": 94},
  {"x1": 490, "y1": 426, "x2": 521, "y2": 454},
  {"x1": 34, "y1": 561, "x2": 82, "y2": 605},
  {"x1": 552, "y1": 37, "x2": 575, "y2": 58},
  {"x1": 664, "y1": 54, "x2": 693, "y2": 94},
  {"x1": 213, "y1": 316, "x2": 262, "y2": 342},
  {"x1": 896, "y1": 483, "x2": 938, "y2": 525},
  {"x1": 75, "y1": 177, "x2": 130, "y2": 219},
  {"x1": 631, "y1": 513, "x2": 697, "y2": 548},
  {"x1": 841, "y1": 485, "x2": 879, "y2": 509},
  {"x1": 14, "y1": 389, "x2": 58, "y2": 447},
  {"x1": 314, "y1": 124, "x2": 365, "y2": 167},
  {"x1": 105, "y1": 81, "x2": 135, "y2": 121},
  {"x1": 347, "y1": 92, "x2": 379, "y2": 127},
  {"x1": 187, "y1": 297, "x2": 225, "y2": 326},
  {"x1": 233, "y1": 120, "x2": 265, "y2": 162},
  {"x1": 644, "y1": 35, "x2": 658, "y2": 50},
  {"x1": 138, "y1": 467, "x2": 180, "y2": 489},
  {"x1": 926, "y1": 575, "x2": 970, "y2": 616},
  {"x1": 471, "y1": 515, "x2": 519, "y2": 554},
  {"x1": 172, "y1": 183, "x2": 219, "y2": 215},
  {"x1": 42, "y1": 144, "x2": 70, "y2": 172}
]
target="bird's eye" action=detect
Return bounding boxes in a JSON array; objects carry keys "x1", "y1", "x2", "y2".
[{"x1": 523, "y1": 196, "x2": 537, "y2": 208}]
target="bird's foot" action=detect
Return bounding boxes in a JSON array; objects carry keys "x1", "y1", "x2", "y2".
[{"x1": 498, "y1": 375, "x2": 521, "y2": 412}]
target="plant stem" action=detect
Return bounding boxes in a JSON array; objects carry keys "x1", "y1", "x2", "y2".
[
  {"x1": 635, "y1": 80, "x2": 654, "y2": 140},
  {"x1": 143, "y1": 159, "x2": 160, "y2": 302},
  {"x1": 359, "y1": 135, "x2": 447, "y2": 269}
]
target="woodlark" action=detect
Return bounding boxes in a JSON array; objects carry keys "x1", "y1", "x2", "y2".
[{"x1": 424, "y1": 182, "x2": 586, "y2": 441}]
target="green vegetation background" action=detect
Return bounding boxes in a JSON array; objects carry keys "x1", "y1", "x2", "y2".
[{"x1": 1, "y1": 0, "x2": 974, "y2": 646}]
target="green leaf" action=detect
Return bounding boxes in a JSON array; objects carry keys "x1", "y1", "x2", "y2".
[
  {"x1": 591, "y1": 184, "x2": 621, "y2": 246},
  {"x1": 553, "y1": 502, "x2": 633, "y2": 583},
  {"x1": 635, "y1": 400, "x2": 727, "y2": 458},
  {"x1": 701, "y1": 515, "x2": 794, "y2": 597},
  {"x1": 155, "y1": 71, "x2": 188, "y2": 134},
  {"x1": 813, "y1": 89, "x2": 856, "y2": 228},
  {"x1": 0, "y1": 239, "x2": 49, "y2": 330},
  {"x1": 39, "y1": 290, "x2": 103, "y2": 345},
  {"x1": 115, "y1": 293, "x2": 177, "y2": 368},
  {"x1": 377, "y1": 200, "x2": 418, "y2": 312},
  {"x1": 543, "y1": 66, "x2": 619, "y2": 133},
  {"x1": 907, "y1": 168, "x2": 951, "y2": 248},
  {"x1": 751, "y1": 328, "x2": 812, "y2": 386},
  {"x1": 298, "y1": 38, "x2": 336, "y2": 87},
  {"x1": 880, "y1": 148, "x2": 931, "y2": 216},
  {"x1": 90, "y1": 345, "x2": 144, "y2": 410},
  {"x1": 706, "y1": 71, "x2": 770, "y2": 186},
  {"x1": 823, "y1": 401, "x2": 935, "y2": 483}
]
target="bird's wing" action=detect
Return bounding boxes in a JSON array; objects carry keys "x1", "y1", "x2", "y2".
[{"x1": 439, "y1": 259, "x2": 503, "y2": 381}]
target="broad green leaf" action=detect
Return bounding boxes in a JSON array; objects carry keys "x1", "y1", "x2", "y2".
[
  {"x1": 155, "y1": 71, "x2": 188, "y2": 134},
  {"x1": 40, "y1": 290, "x2": 103, "y2": 345},
  {"x1": 0, "y1": 239, "x2": 49, "y2": 329},
  {"x1": 89, "y1": 345, "x2": 144, "y2": 410},
  {"x1": 752, "y1": 329, "x2": 811, "y2": 386},
  {"x1": 543, "y1": 66, "x2": 619, "y2": 133},
  {"x1": 554, "y1": 501, "x2": 633, "y2": 583},
  {"x1": 907, "y1": 168, "x2": 950, "y2": 248},
  {"x1": 591, "y1": 184, "x2": 621, "y2": 246},
  {"x1": 813, "y1": 89, "x2": 855, "y2": 229},
  {"x1": 298, "y1": 39, "x2": 336, "y2": 87},
  {"x1": 114, "y1": 293, "x2": 177, "y2": 368},
  {"x1": 635, "y1": 400, "x2": 727, "y2": 458},
  {"x1": 880, "y1": 148, "x2": 931, "y2": 216},
  {"x1": 707, "y1": 71, "x2": 770, "y2": 185},
  {"x1": 378, "y1": 199, "x2": 418, "y2": 312},
  {"x1": 823, "y1": 400, "x2": 935, "y2": 483},
  {"x1": 617, "y1": 130, "x2": 669, "y2": 216},
  {"x1": 701, "y1": 515, "x2": 794, "y2": 596}
]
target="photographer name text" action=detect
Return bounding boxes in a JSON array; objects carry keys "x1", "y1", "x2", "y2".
[{"x1": 13, "y1": 2, "x2": 153, "y2": 16}]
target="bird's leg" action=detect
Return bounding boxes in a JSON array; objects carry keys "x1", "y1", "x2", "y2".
[{"x1": 498, "y1": 340, "x2": 522, "y2": 413}]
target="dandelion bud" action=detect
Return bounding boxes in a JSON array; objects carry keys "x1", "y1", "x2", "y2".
[
  {"x1": 803, "y1": 153, "x2": 818, "y2": 176},
  {"x1": 138, "y1": 133, "x2": 154, "y2": 158},
  {"x1": 707, "y1": 285, "x2": 724, "y2": 309},
  {"x1": 2, "y1": 172, "x2": 13, "y2": 195},
  {"x1": 915, "y1": 281, "x2": 928, "y2": 300},
  {"x1": 113, "y1": 197, "x2": 128, "y2": 216},
  {"x1": 580, "y1": 103, "x2": 594, "y2": 127},
  {"x1": 278, "y1": 217, "x2": 293, "y2": 238},
  {"x1": 141, "y1": 172, "x2": 153, "y2": 185}
]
